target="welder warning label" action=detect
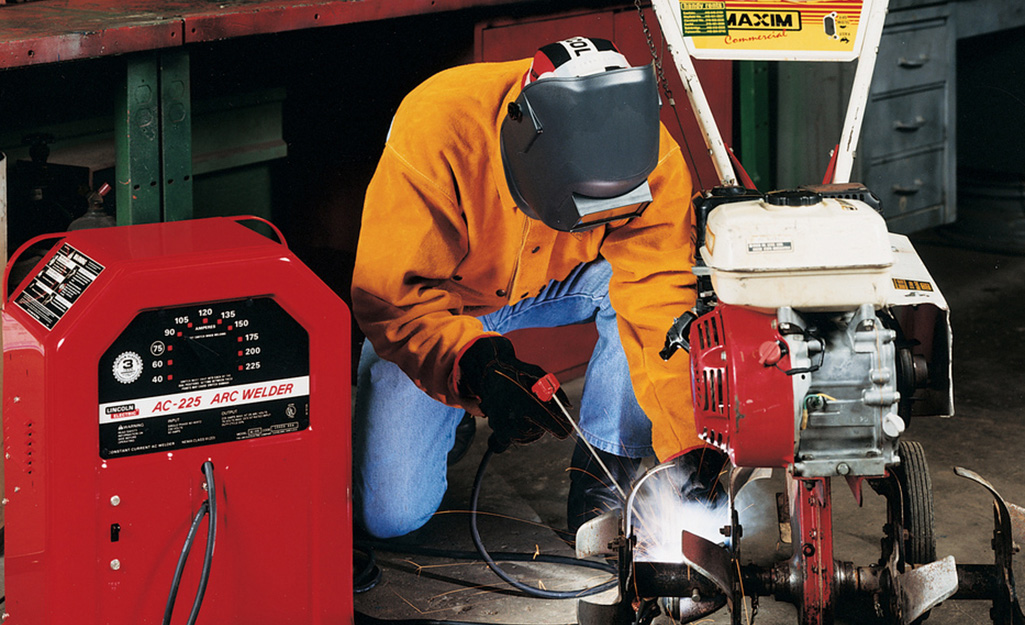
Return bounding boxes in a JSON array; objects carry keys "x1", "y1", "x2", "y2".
[
  {"x1": 14, "y1": 244, "x2": 104, "y2": 330},
  {"x1": 98, "y1": 376, "x2": 310, "y2": 458}
]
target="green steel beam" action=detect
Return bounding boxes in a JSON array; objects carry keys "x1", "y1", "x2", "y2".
[
  {"x1": 160, "y1": 50, "x2": 194, "y2": 222},
  {"x1": 116, "y1": 56, "x2": 161, "y2": 225},
  {"x1": 737, "y1": 61, "x2": 772, "y2": 191},
  {"x1": 115, "y1": 50, "x2": 193, "y2": 225}
]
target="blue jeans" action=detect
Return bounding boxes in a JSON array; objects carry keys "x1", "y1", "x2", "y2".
[{"x1": 352, "y1": 259, "x2": 653, "y2": 538}]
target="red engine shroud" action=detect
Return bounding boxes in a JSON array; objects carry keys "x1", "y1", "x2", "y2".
[{"x1": 689, "y1": 304, "x2": 796, "y2": 468}]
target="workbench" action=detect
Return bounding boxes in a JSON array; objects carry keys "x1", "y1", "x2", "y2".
[
  {"x1": 0, "y1": 0, "x2": 569, "y2": 228},
  {"x1": 0, "y1": 0, "x2": 543, "y2": 69}
]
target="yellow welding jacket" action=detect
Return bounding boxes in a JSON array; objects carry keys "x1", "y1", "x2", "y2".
[{"x1": 351, "y1": 58, "x2": 705, "y2": 460}]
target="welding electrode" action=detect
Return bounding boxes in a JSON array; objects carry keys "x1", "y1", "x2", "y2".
[{"x1": 531, "y1": 373, "x2": 628, "y2": 501}]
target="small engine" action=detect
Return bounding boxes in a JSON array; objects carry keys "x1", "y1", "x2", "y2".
[
  {"x1": 693, "y1": 303, "x2": 910, "y2": 477},
  {"x1": 686, "y1": 186, "x2": 951, "y2": 478}
]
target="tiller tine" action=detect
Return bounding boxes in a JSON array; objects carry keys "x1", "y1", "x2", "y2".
[
  {"x1": 955, "y1": 466, "x2": 1025, "y2": 625},
  {"x1": 682, "y1": 530, "x2": 737, "y2": 611},
  {"x1": 898, "y1": 556, "x2": 959, "y2": 625},
  {"x1": 1009, "y1": 501, "x2": 1025, "y2": 557},
  {"x1": 576, "y1": 596, "x2": 635, "y2": 625},
  {"x1": 729, "y1": 466, "x2": 773, "y2": 499},
  {"x1": 575, "y1": 510, "x2": 622, "y2": 559}
]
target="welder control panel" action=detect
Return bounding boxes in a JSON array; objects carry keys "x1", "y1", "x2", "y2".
[{"x1": 98, "y1": 297, "x2": 310, "y2": 458}]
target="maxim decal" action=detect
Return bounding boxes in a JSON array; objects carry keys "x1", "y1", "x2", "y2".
[{"x1": 727, "y1": 10, "x2": 802, "y2": 30}]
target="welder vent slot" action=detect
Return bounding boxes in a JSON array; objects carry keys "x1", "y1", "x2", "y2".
[{"x1": 24, "y1": 422, "x2": 36, "y2": 475}]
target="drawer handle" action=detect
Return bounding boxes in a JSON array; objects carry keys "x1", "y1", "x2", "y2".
[
  {"x1": 894, "y1": 116, "x2": 927, "y2": 132},
  {"x1": 898, "y1": 55, "x2": 930, "y2": 69},
  {"x1": 892, "y1": 181, "x2": 923, "y2": 196}
]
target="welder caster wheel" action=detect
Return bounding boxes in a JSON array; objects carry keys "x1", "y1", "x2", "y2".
[{"x1": 893, "y1": 440, "x2": 936, "y2": 566}]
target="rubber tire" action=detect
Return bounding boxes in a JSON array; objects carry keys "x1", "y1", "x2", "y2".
[{"x1": 894, "y1": 440, "x2": 937, "y2": 565}]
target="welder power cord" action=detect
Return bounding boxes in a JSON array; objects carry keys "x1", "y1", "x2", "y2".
[
  {"x1": 162, "y1": 461, "x2": 217, "y2": 625},
  {"x1": 469, "y1": 447, "x2": 618, "y2": 599}
]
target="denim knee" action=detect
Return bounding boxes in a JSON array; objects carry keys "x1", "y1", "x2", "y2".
[{"x1": 356, "y1": 484, "x2": 441, "y2": 539}]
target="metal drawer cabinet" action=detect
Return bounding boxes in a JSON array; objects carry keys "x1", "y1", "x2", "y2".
[
  {"x1": 862, "y1": 85, "x2": 948, "y2": 160},
  {"x1": 873, "y1": 16, "x2": 950, "y2": 94},
  {"x1": 867, "y1": 147, "x2": 948, "y2": 232},
  {"x1": 858, "y1": 4, "x2": 956, "y2": 230}
]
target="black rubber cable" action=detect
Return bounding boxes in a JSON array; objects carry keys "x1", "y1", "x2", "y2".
[
  {"x1": 468, "y1": 447, "x2": 617, "y2": 599},
  {"x1": 360, "y1": 540, "x2": 615, "y2": 575},
  {"x1": 354, "y1": 546, "x2": 383, "y2": 594},
  {"x1": 162, "y1": 501, "x2": 210, "y2": 625},
  {"x1": 161, "y1": 460, "x2": 218, "y2": 625},
  {"x1": 187, "y1": 461, "x2": 218, "y2": 625},
  {"x1": 354, "y1": 611, "x2": 573, "y2": 625}
]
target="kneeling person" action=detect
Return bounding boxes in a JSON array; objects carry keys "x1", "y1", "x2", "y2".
[{"x1": 351, "y1": 36, "x2": 712, "y2": 539}]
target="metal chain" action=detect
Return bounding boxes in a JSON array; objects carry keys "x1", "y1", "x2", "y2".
[
  {"x1": 634, "y1": 0, "x2": 676, "y2": 108},
  {"x1": 632, "y1": 0, "x2": 707, "y2": 190}
]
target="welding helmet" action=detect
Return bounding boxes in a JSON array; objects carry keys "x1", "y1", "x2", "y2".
[{"x1": 500, "y1": 37, "x2": 661, "y2": 232}]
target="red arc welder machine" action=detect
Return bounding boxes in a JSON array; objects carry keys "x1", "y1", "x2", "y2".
[{"x1": 2, "y1": 217, "x2": 352, "y2": 623}]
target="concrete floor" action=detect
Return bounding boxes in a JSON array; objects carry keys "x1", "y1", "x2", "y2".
[{"x1": 354, "y1": 232, "x2": 1025, "y2": 625}]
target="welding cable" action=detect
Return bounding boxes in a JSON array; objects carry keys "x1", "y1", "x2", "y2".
[
  {"x1": 469, "y1": 447, "x2": 618, "y2": 599},
  {"x1": 356, "y1": 540, "x2": 615, "y2": 575},
  {"x1": 187, "y1": 460, "x2": 218, "y2": 625},
  {"x1": 161, "y1": 461, "x2": 218, "y2": 625},
  {"x1": 353, "y1": 546, "x2": 383, "y2": 593},
  {"x1": 633, "y1": 598, "x2": 661, "y2": 625},
  {"x1": 161, "y1": 501, "x2": 210, "y2": 625},
  {"x1": 355, "y1": 611, "x2": 573, "y2": 625}
]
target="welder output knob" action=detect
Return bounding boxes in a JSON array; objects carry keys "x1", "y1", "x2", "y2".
[{"x1": 764, "y1": 189, "x2": 823, "y2": 206}]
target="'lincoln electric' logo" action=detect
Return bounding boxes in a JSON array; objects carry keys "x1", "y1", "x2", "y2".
[{"x1": 727, "y1": 11, "x2": 801, "y2": 30}]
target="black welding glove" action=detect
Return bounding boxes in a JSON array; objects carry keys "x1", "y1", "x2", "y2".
[
  {"x1": 458, "y1": 336, "x2": 573, "y2": 453},
  {"x1": 676, "y1": 447, "x2": 729, "y2": 505}
]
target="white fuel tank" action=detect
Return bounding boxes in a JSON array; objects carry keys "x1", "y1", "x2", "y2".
[{"x1": 700, "y1": 189, "x2": 893, "y2": 310}]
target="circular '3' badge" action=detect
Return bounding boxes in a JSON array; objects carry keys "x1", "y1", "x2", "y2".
[{"x1": 113, "y1": 351, "x2": 144, "y2": 384}]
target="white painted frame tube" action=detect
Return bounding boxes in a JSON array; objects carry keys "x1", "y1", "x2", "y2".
[{"x1": 832, "y1": 0, "x2": 889, "y2": 183}]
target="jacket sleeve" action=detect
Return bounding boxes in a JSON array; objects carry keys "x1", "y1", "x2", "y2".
[
  {"x1": 600, "y1": 130, "x2": 706, "y2": 460},
  {"x1": 351, "y1": 143, "x2": 489, "y2": 411}
]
